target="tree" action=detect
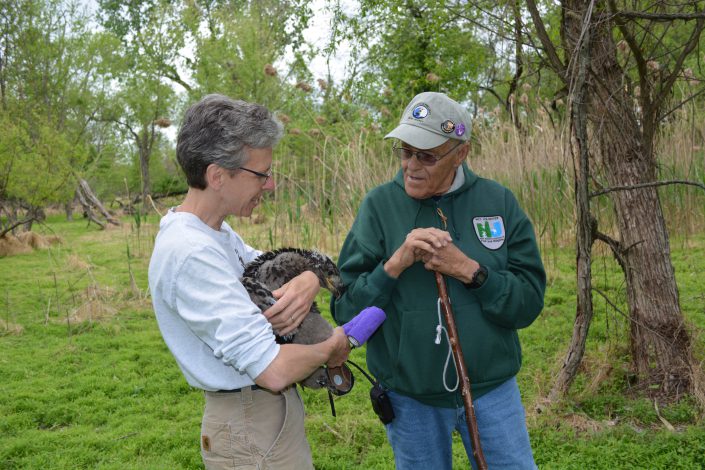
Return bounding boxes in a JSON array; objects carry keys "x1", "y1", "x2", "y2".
[
  {"x1": 0, "y1": 0, "x2": 107, "y2": 231},
  {"x1": 98, "y1": 0, "x2": 180, "y2": 208},
  {"x1": 182, "y1": 0, "x2": 316, "y2": 121},
  {"x1": 527, "y1": 0, "x2": 705, "y2": 403},
  {"x1": 104, "y1": 75, "x2": 174, "y2": 209},
  {"x1": 330, "y1": 0, "x2": 567, "y2": 130}
]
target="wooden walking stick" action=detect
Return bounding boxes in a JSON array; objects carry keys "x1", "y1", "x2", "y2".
[{"x1": 435, "y1": 271, "x2": 488, "y2": 470}]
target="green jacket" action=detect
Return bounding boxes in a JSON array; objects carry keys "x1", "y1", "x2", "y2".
[{"x1": 332, "y1": 163, "x2": 546, "y2": 408}]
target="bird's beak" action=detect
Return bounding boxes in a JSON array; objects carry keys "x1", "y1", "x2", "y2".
[{"x1": 325, "y1": 277, "x2": 346, "y2": 298}]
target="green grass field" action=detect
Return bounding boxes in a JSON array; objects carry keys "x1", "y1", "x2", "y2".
[{"x1": 2, "y1": 215, "x2": 705, "y2": 469}]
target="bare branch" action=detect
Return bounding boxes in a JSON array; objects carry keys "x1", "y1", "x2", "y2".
[
  {"x1": 447, "y1": 4, "x2": 520, "y2": 44},
  {"x1": 508, "y1": 0, "x2": 524, "y2": 130},
  {"x1": 526, "y1": 0, "x2": 566, "y2": 80},
  {"x1": 0, "y1": 217, "x2": 36, "y2": 238},
  {"x1": 592, "y1": 287, "x2": 628, "y2": 319},
  {"x1": 592, "y1": 287, "x2": 669, "y2": 340},
  {"x1": 162, "y1": 64, "x2": 192, "y2": 93},
  {"x1": 616, "y1": 11, "x2": 705, "y2": 22},
  {"x1": 608, "y1": 0, "x2": 648, "y2": 90},
  {"x1": 653, "y1": 17, "x2": 705, "y2": 112},
  {"x1": 590, "y1": 179, "x2": 705, "y2": 198},
  {"x1": 659, "y1": 85, "x2": 705, "y2": 122},
  {"x1": 594, "y1": 229, "x2": 625, "y2": 269},
  {"x1": 478, "y1": 86, "x2": 506, "y2": 107},
  {"x1": 102, "y1": 116, "x2": 140, "y2": 142}
]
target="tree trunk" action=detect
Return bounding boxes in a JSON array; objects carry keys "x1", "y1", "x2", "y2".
[
  {"x1": 77, "y1": 179, "x2": 120, "y2": 228},
  {"x1": 65, "y1": 195, "x2": 75, "y2": 221},
  {"x1": 139, "y1": 141, "x2": 150, "y2": 209},
  {"x1": 138, "y1": 123, "x2": 156, "y2": 213},
  {"x1": 564, "y1": 0, "x2": 693, "y2": 400},
  {"x1": 507, "y1": 0, "x2": 524, "y2": 131},
  {"x1": 22, "y1": 205, "x2": 45, "y2": 232},
  {"x1": 550, "y1": 2, "x2": 595, "y2": 399}
]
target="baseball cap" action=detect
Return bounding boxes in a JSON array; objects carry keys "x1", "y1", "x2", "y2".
[{"x1": 384, "y1": 92, "x2": 472, "y2": 150}]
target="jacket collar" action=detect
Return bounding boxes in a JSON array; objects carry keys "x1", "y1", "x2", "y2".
[{"x1": 392, "y1": 162, "x2": 479, "y2": 203}]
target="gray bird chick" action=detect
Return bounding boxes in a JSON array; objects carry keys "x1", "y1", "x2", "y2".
[{"x1": 242, "y1": 248, "x2": 346, "y2": 391}]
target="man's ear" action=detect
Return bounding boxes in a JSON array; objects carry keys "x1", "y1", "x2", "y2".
[
  {"x1": 456, "y1": 142, "x2": 470, "y2": 165},
  {"x1": 205, "y1": 163, "x2": 223, "y2": 190}
]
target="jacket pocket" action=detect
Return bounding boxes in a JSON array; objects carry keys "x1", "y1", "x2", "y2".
[
  {"x1": 394, "y1": 307, "x2": 457, "y2": 396},
  {"x1": 453, "y1": 300, "x2": 521, "y2": 383}
]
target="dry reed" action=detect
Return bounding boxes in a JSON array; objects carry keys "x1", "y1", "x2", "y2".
[
  {"x1": 0, "y1": 232, "x2": 62, "y2": 257},
  {"x1": 0, "y1": 235, "x2": 33, "y2": 257},
  {"x1": 257, "y1": 111, "x2": 704, "y2": 260},
  {"x1": 16, "y1": 231, "x2": 50, "y2": 249}
]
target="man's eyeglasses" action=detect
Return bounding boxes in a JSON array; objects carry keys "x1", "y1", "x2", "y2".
[
  {"x1": 239, "y1": 166, "x2": 272, "y2": 183},
  {"x1": 392, "y1": 142, "x2": 462, "y2": 166}
]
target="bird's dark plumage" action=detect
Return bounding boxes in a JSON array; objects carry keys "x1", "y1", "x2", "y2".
[{"x1": 242, "y1": 248, "x2": 345, "y2": 390}]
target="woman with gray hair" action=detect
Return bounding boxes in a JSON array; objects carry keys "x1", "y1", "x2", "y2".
[{"x1": 149, "y1": 94, "x2": 349, "y2": 470}]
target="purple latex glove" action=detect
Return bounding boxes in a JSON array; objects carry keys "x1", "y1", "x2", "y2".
[{"x1": 343, "y1": 306, "x2": 386, "y2": 348}]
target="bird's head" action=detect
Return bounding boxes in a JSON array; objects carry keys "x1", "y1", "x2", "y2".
[{"x1": 307, "y1": 250, "x2": 345, "y2": 298}]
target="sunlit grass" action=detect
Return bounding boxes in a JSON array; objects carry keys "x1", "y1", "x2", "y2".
[{"x1": 1, "y1": 214, "x2": 704, "y2": 468}]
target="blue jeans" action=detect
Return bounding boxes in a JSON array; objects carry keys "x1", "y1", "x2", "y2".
[{"x1": 384, "y1": 377, "x2": 537, "y2": 470}]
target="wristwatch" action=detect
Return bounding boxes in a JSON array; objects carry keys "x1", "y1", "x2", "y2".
[{"x1": 464, "y1": 265, "x2": 488, "y2": 289}]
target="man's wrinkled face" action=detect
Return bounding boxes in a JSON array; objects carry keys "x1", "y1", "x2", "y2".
[{"x1": 400, "y1": 140, "x2": 467, "y2": 199}]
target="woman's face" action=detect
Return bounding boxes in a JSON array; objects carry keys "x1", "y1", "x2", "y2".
[
  {"x1": 400, "y1": 140, "x2": 467, "y2": 200},
  {"x1": 220, "y1": 147, "x2": 276, "y2": 217}
]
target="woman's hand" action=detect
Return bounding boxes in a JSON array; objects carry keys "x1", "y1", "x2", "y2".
[
  {"x1": 384, "y1": 228, "x2": 453, "y2": 278},
  {"x1": 325, "y1": 327, "x2": 351, "y2": 368},
  {"x1": 264, "y1": 271, "x2": 320, "y2": 335}
]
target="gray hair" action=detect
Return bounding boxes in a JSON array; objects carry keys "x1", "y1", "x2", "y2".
[{"x1": 176, "y1": 94, "x2": 284, "y2": 189}]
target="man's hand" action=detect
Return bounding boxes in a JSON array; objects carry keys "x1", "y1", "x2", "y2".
[
  {"x1": 264, "y1": 271, "x2": 319, "y2": 336},
  {"x1": 384, "y1": 228, "x2": 453, "y2": 278},
  {"x1": 420, "y1": 242, "x2": 480, "y2": 283}
]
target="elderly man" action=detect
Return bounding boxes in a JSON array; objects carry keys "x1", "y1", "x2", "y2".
[
  {"x1": 333, "y1": 92, "x2": 545, "y2": 469},
  {"x1": 149, "y1": 94, "x2": 349, "y2": 470}
]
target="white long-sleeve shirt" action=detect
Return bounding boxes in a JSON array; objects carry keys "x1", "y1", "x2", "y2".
[{"x1": 148, "y1": 210, "x2": 279, "y2": 391}]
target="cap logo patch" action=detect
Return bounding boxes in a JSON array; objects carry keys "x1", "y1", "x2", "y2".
[
  {"x1": 441, "y1": 120, "x2": 455, "y2": 133},
  {"x1": 473, "y1": 216, "x2": 505, "y2": 250},
  {"x1": 411, "y1": 104, "x2": 429, "y2": 119},
  {"x1": 456, "y1": 123, "x2": 466, "y2": 137}
]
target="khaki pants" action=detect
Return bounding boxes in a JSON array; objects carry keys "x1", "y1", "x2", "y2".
[{"x1": 201, "y1": 386, "x2": 314, "y2": 470}]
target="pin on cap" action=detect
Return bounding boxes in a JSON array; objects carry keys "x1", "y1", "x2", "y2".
[{"x1": 384, "y1": 92, "x2": 472, "y2": 150}]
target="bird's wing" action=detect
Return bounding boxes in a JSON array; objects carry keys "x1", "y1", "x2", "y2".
[
  {"x1": 241, "y1": 277, "x2": 276, "y2": 312},
  {"x1": 241, "y1": 276, "x2": 294, "y2": 344}
]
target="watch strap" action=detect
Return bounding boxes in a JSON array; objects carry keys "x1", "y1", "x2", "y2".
[{"x1": 464, "y1": 264, "x2": 488, "y2": 289}]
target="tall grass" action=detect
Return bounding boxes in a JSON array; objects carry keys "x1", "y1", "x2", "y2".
[
  {"x1": 249, "y1": 126, "x2": 394, "y2": 252},
  {"x1": 654, "y1": 107, "x2": 705, "y2": 247},
  {"x1": 250, "y1": 111, "x2": 705, "y2": 267}
]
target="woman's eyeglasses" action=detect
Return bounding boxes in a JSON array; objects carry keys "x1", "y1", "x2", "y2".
[
  {"x1": 239, "y1": 166, "x2": 272, "y2": 183},
  {"x1": 392, "y1": 142, "x2": 462, "y2": 166}
]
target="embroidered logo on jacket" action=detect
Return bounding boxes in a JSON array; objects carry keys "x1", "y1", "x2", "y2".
[{"x1": 473, "y1": 216, "x2": 505, "y2": 250}]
